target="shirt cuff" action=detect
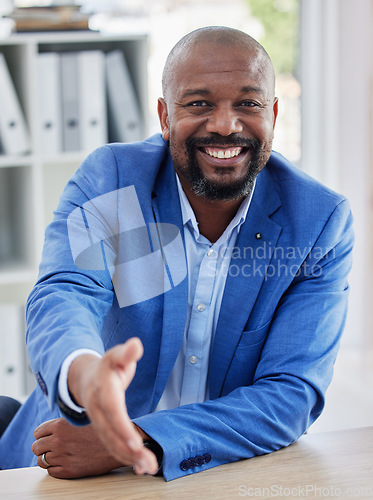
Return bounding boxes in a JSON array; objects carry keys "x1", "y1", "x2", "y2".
[{"x1": 58, "y1": 349, "x2": 102, "y2": 413}]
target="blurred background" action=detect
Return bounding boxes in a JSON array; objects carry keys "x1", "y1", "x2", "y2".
[{"x1": 0, "y1": 0, "x2": 372, "y2": 433}]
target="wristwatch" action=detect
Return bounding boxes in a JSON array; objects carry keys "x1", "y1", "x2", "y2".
[
  {"x1": 57, "y1": 394, "x2": 89, "y2": 424},
  {"x1": 143, "y1": 439, "x2": 164, "y2": 475}
]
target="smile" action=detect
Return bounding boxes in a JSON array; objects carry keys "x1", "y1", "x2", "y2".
[{"x1": 203, "y1": 147, "x2": 243, "y2": 159}]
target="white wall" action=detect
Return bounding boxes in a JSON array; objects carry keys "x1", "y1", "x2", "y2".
[{"x1": 300, "y1": 0, "x2": 373, "y2": 353}]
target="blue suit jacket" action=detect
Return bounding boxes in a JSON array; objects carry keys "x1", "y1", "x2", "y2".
[{"x1": 0, "y1": 134, "x2": 353, "y2": 480}]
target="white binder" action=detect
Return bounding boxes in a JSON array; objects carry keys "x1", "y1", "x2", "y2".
[
  {"x1": 37, "y1": 52, "x2": 62, "y2": 156},
  {"x1": 105, "y1": 49, "x2": 143, "y2": 143},
  {"x1": 60, "y1": 52, "x2": 80, "y2": 152},
  {"x1": 0, "y1": 304, "x2": 25, "y2": 398},
  {"x1": 0, "y1": 169, "x2": 12, "y2": 262},
  {"x1": 21, "y1": 334, "x2": 36, "y2": 397},
  {"x1": 0, "y1": 52, "x2": 31, "y2": 156},
  {"x1": 78, "y1": 50, "x2": 108, "y2": 152}
]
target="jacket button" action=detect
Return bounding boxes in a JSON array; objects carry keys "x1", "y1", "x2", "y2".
[
  {"x1": 189, "y1": 457, "x2": 197, "y2": 467},
  {"x1": 196, "y1": 455, "x2": 204, "y2": 466},
  {"x1": 203, "y1": 453, "x2": 211, "y2": 464},
  {"x1": 180, "y1": 459, "x2": 191, "y2": 471},
  {"x1": 36, "y1": 372, "x2": 48, "y2": 396}
]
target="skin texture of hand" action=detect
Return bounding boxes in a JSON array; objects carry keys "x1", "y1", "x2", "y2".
[
  {"x1": 32, "y1": 418, "x2": 123, "y2": 478},
  {"x1": 58, "y1": 337, "x2": 158, "y2": 476}
]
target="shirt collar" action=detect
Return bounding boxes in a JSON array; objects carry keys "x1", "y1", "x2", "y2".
[{"x1": 175, "y1": 172, "x2": 255, "y2": 243}]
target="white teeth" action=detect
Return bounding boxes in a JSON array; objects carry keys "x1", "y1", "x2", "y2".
[{"x1": 206, "y1": 148, "x2": 241, "y2": 159}]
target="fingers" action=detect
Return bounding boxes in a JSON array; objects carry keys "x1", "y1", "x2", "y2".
[
  {"x1": 36, "y1": 451, "x2": 53, "y2": 470},
  {"x1": 33, "y1": 418, "x2": 123, "y2": 477},
  {"x1": 80, "y1": 339, "x2": 148, "y2": 462},
  {"x1": 107, "y1": 337, "x2": 144, "y2": 369},
  {"x1": 91, "y1": 387, "x2": 142, "y2": 452},
  {"x1": 57, "y1": 337, "x2": 158, "y2": 475},
  {"x1": 87, "y1": 396, "x2": 158, "y2": 473},
  {"x1": 33, "y1": 418, "x2": 60, "y2": 440},
  {"x1": 32, "y1": 435, "x2": 51, "y2": 458},
  {"x1": 33, "y1": 423, "x2": 158, "y2": 478}
]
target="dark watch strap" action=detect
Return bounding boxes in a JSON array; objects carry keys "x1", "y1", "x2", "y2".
[
  {"x1": 57, "y1": 394, "x2": 89, "y2": 422},
  {"x1": 143, "y1": 439, "x2": 164, "y2": 475}
]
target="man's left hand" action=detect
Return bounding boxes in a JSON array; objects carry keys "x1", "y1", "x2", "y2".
[{"x1": 32, "y1": 418, "x2": 129, "y2": 479}]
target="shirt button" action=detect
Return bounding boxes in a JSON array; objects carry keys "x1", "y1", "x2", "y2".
[
  {"x1": 207, "y1": 249, "x2": 215, "y2": 257},
  {"x1": 197, "y1": 303, "x2": 205, "y2": 312},
  {"x1": 189, "y1": 355, "x2": 198, "y2": 364}
]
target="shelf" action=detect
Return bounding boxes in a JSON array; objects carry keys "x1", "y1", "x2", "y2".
[
  {"x1": 7, "y1": 31, "x2": 148, "y2": 45},
  {"x1": 40, "y1": 151, "x2": 87, "y2": 166},
  {"x1": 0, "y1": 155, "x2": 34, "y2": 168},
  {"x1": 0, "y1": 32, "x2": 148, "y2": 399},
  {"x1": 0, "y1": 264, "x2": 37, "y2": 286},
  {"x1": 0, "y1": 32, "x2": 148, "y2": 293}
]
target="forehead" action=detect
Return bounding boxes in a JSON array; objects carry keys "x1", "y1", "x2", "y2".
[{"x1": 170, "y1": 42, "x2": 273, "y2": 98}]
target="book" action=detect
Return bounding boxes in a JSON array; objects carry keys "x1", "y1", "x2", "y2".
[
  {"x1": 0, "y1": 52, "x2": 31, "y2": 156},
  {"x1": 11, "y1": 5, "x2": 90, "y2": 32},
  {"x1": 105, "y1": 49, "x2": 143, "y2": 144}
]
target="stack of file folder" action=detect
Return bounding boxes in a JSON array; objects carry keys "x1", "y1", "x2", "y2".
[
  {"x1": 38, "y1": 48, "x2": 143, "y2": 156},
  {"x1": 0, "y1": 48, "x2": 143, "y2": 157}
]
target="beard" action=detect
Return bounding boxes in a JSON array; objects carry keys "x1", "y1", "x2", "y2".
[{"x1": 171, "y1": 135, "x2": 267, "y2": 201}]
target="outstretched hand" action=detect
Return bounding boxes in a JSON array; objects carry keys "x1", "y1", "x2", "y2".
[{"x1": 64, "y1": 337, "x2": 158, "y2": 475}]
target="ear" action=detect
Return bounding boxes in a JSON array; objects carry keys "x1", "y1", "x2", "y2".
[
  {"x1": 158, "y1": 98, "x2": 170, "y2": 141},
  {"x1": 272, "y1": 97, "x2": 279, "y2": 130}
]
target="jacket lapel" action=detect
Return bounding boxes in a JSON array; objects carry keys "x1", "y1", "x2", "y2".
[
  {"x1": 149, "y1": 153, "x2": 188, "y2": 410},
  {"x1": 209, "y1": 167, "x2": 283, "y2": 399}
]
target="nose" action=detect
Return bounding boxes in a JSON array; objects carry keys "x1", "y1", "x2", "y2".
[{"x1": 205, "y1": 104, "x2": 243, "y2": 136}]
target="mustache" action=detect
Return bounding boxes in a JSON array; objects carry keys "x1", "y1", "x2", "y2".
[{"x1": 185, "y1": 135, "x2": 261, "y2": 150}]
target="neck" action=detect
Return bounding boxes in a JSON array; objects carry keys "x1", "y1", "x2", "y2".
[{"x1": 178, "y1": 176, "x2": 246, "y2": 243}]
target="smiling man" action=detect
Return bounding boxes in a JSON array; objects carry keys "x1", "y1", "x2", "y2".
[
  {"x1": 159, "y1": 28, "x2": 278, "y2": 244},
  {"x1": 0, "y1": 27, "x2": 353, "y2": 482}
]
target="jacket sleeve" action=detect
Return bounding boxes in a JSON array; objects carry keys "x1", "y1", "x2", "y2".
[
  {"x1": 133, "y1": 199, "x2": 354, "y2": 481},
  {"x1": 26, "y1": 145, "x2": 121, "y2": 413}
]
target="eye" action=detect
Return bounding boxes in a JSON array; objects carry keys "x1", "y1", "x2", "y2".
[
  {"x1": 237, "y1": 100, "x2": 261, "y2": 108},
  {"x1": 186, "y1": 100, "x2": 210, "y2": 108}
]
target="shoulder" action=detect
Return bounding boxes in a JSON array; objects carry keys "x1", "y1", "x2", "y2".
[
  {"x1": 67, "y1": 134, "x2": 169, "y2": 198},
  {"x1": 105, "y1": 133, "x2": 168, "y2": 161},
  {"x1": 84, "y1": 133, "x2": 168, "y2": 178},
  {"x1": 265, "y1": 151, "x2": 350, "y2": 218},
  {"x1": 256, "y1": 152, "x2": 353, "y2": 246}
]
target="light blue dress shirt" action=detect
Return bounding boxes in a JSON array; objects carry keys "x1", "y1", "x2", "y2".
[
  {"x1": 156, "y1": 175, "x2": 254, "y2": 411},
  {"x1": 59, "y1": 174, "x2": 254, "y2": 414}
]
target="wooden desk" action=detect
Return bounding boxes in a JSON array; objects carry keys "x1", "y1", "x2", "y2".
[{"x1": 1, "y1": 427, "x2": 372, "y2": 499}]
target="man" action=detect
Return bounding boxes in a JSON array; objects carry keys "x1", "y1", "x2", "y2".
[{"x1": 0, "y1": 27, "x2": 353, "y2": 481}]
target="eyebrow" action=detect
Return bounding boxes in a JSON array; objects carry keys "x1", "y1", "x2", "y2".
[
  {"x1": 180, "y1": 89, "x2": 211, "y2": 99},
  {"x1": 241, "y1": 85, "x2": 263, "y2": 94},
  {"x1": 180, "y1": 85, "x2": 264, "y2": 100}
]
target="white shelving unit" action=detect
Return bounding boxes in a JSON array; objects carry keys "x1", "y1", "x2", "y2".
[{"x1": 0, "y1": 31, "x2": 148, "y2": 399}]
